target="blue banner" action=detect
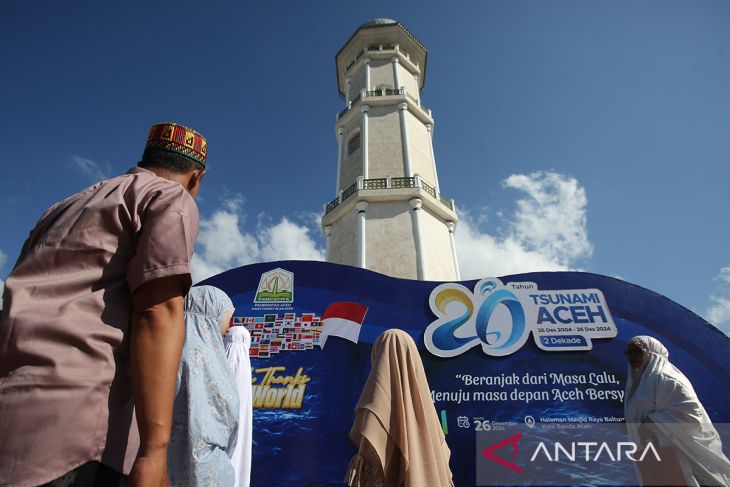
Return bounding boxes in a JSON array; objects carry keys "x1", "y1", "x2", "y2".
[{"x1": 202, "y1": 261, "x2": 730, "y2": 486}]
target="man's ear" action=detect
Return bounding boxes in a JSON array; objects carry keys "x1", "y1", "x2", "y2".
[{"x1": 187, "y1": 169, "x2": 205, "y2": 193}]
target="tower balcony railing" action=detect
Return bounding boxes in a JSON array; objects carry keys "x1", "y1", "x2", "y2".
[
  {"x1": 324, "y1": 175, "x2": 455, "y2": 216},
  {"x1": 343, "y1": 43, "x2": 418, "y2": 75},
  {"x1": 368, "y1": 43, "x2": 396, "y2": 52},
  {"x1": 325, "y1": 196, "x2": 340, "y2": 214},
  {"x1": 342, "y1": 182, "x2": 358, "y2": 200},
  {"x1": 420, "y1": 180, "x2": 437, "y2": 199},
  {"x1": 439, "y1": 194, "x2": 454, "y2": 208},
  {"x1": 366, "y1": 87, "x2": 404, "y2": 97},
  {"x1": 363, "y1": 178, "x2": 387, "y2": 189},
  {"x1": 390, "y1": 176, "x2": 415, "y2": 189},
  {"x1": 337, "y1": 87, "x2": 426, "y2": 120}
]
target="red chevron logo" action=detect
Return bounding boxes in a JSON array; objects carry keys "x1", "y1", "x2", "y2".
[{"x1": 481, "y1": 432, "x2": 523, "y2": 473}]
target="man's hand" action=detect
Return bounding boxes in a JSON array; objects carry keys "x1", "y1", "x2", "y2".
[
  {"x1": 128, "y1": 275, "x2": 190, "y2": 487},
  {"x1": 128, "y1": 448, "x2": 169, "y2": 487}
]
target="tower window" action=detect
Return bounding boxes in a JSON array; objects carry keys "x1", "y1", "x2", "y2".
[{"x1": 347, "y1": 132, "x2": 361, "y2": 155}]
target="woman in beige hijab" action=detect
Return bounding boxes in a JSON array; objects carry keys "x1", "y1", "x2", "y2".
[{"x1": 346, "y1": 329, "x2": 454, "y2": 487}]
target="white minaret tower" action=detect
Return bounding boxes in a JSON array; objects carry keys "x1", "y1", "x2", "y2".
[{"x1": 322, "y1": 18, "x2": 460, "y2": 281}]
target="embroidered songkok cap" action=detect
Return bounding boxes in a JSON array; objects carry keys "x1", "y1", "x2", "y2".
[{"x1": 144, "y1": 122, "x2": 207, "y2": 168}]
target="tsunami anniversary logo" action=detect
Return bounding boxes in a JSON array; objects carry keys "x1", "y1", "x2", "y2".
[{"x1": 425, "y1": 278, "x2": 617, "y2": 358}]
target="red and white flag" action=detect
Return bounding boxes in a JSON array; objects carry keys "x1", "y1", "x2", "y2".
[{"x1": 319, "y1": 301, "x2": 368, "y2": 347}]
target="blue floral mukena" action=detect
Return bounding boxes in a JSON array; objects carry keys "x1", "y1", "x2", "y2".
[{"x1": 168, "y1": 286, "x2": 240, "y2": 486}]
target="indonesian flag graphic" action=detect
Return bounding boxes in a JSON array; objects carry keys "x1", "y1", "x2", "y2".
[{"x1": 319, "y1": 301, "x2": 368, "y2": 347}]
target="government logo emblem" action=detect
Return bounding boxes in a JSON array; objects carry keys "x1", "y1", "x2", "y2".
[{"x1": 254, "y1": 268, "x2": 294, "y2": 303}]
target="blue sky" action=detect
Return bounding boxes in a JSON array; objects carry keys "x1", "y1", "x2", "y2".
[{"x1": 1, "y1": 0, "x2": 729, "y2": 334}]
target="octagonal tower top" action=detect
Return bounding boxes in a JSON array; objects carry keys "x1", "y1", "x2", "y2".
[{"x1": 335, "y1": 18, "x2": 428, "y2": 97}]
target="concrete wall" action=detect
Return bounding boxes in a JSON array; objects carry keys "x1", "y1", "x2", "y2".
[
  {"x1": 369, "y1": 59, "x2": 393, "y2": 89},
  {"x1": 327, "y1": 208, "x2": 358, "y2": 267},
  {"x1": 367, "y1": 106, "x2": 404, "y2": 179},
  {"x1": 419, "y1": 207, "x2": 457, "y2": 280},
  {"x1": 397, "y1": 63, "x2": 419, "y2": 94},
  {"x1": 365, "y1": 201, "x2": 418, "y2": 279},
  {"x1": 338, "y1": 104, "x2": 438, "y2": 189},
  {"x1": 326, "y1": 198, "x2": 457, "y2": 281},
  {"x1": 405, "y1": 110, "x2": 437, "y2": 184},
  {"x1": 349, "y1": 64, "x2": 365, "y2": 99},
  {"x1": 340, "y1": 119, "x2": 363, "y2": 191}
]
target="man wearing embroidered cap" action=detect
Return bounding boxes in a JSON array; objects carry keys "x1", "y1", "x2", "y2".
[
  {"x1": 145, "y1": 122, "x2": 208, "y2": 170},
  {"x1": 0, "y1": 122, "x2": 208, "y2": 486}
]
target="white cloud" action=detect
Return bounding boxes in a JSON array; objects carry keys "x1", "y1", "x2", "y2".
[
  {"x1": 258, "y1": 217, "x2": 328, "y2": 262},
  {"x1": 72, "y1": 156, "x2": 112, "y2": 182},
  {"x1": 716, "y1": 266, "x2": 730, "y2": 285},
  {"x1": 191, "y1": 197, "x2": 325, "y2": 283},
  {"x1": 706, "y1": 266, "x2": 730, "y2": 335},
  {"x1": 456, "y1": 171, "x2": 592, "y2": 279}
]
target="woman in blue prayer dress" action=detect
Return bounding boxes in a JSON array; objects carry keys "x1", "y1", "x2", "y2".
[{"x1": 168, "y1": 286, "x2": 240, "y2": 486}]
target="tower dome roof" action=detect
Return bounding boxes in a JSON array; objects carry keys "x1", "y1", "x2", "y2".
[{"x1": 360, "y1": 18, "x2": 398, "y2": 29}]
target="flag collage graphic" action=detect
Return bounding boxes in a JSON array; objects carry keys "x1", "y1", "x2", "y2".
[
  {"x1": 232, "y1": 313, "x2": 322, "y2": 358},
  {"x1": 232, "y1": 302, "x2": 369, "y2": 357}
]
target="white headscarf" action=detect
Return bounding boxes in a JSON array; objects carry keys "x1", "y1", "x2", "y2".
[
  {"x1": 624, "y1": 335, "x2": 730, "y2": 486},
  {"x1": 168, "y1": 286, "x2": 239, "y2": 487},
  {"x1": 224, "y1": 326, "x2": 253, "y2": 487}
]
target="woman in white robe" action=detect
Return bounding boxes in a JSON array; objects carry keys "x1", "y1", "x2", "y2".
[
  {"x1": 624, "y1": 335, "x2": 730, "y2": 486},
  {"x1": 224, "y1": 325, "x2": 253, "y2": 487}
]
